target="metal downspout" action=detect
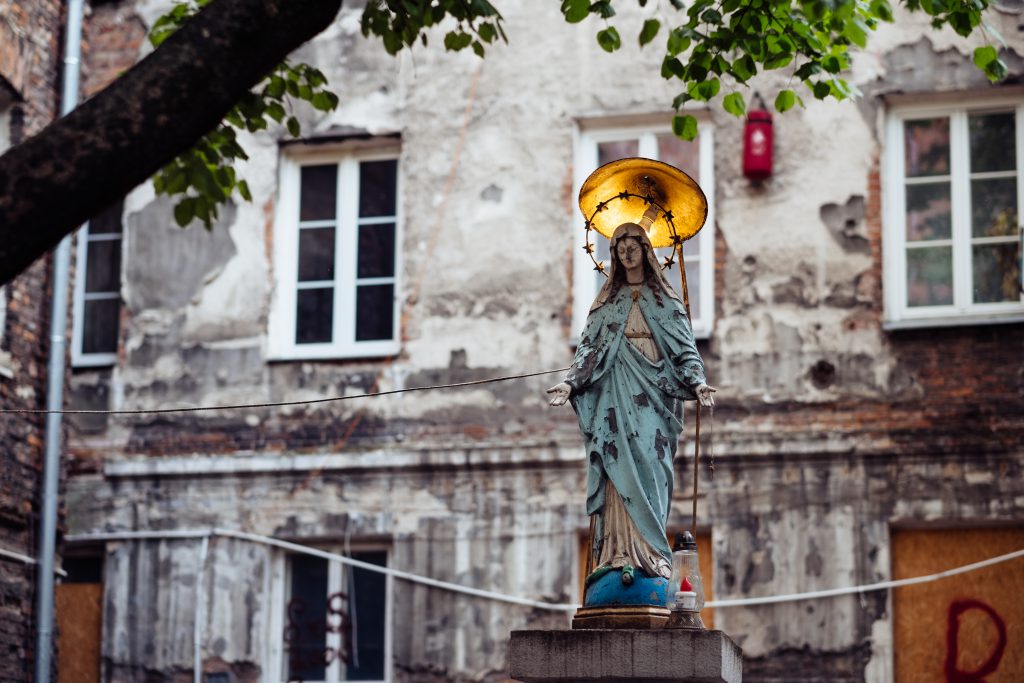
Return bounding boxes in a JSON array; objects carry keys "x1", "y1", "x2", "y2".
[{"x1": 35, "y1": 0, "x2": 85, "y2": 679}]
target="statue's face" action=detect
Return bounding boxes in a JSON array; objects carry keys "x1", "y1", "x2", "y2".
[{"x1": 615, "y1": 237, "x2": 644, "y2": 272}]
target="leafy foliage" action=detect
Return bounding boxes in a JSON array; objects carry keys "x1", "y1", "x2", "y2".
[
  {"x1": 153, "y1": 0, "x2": 1008, "y2": 222},
  {"x1": 153, "y1": 0, "x2": 508, "y2": 227},
  {"x1": 361, "y1": 0, "x2": 506, "y2": 57},
  {"x1": 559, "y1": 0, "x2": 1010, "y2": 139},
  {"x1": 150, "y1": 0, "x2": 340, "y2": 228}
]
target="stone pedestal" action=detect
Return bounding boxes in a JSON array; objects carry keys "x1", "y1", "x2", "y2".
[{"x1": 509, "y1": 629, "x2": 742, "y2": 683}]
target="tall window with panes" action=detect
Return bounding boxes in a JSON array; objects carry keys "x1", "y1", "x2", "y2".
[
  {"x1": 270, "y1": 151, "x2": 400, "y2": 359},
  {"x1": 72, "y1": 200, "x2": 124, "y2": 366},
  {"x1": 573, "y1": 123, "x2": 715, "y2": 339},
  {"x1": 280, "y1": 551, "x2": 389, "y2": 683},
  {"x1": 884, "y1": 102, "x2": 1024, "y2": 325}
]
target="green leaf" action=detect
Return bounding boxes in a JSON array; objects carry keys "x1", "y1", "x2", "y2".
[
  {"x1": 775, "y1": 89, "x2": 796, "y2": 112},
  {"x1": 667, "y1": 28, "x2": 691, "y2": 56},
  {"x1": 238, "y1": 180, "x2": 252, "y2": 202},
  {"x1": 973, "y1": 45, "x2": 998, "y2": 68},
  {"x1": 695, "y1": 77, "x2": 720, "y2": 101},
  {"x1": 764, "y1": 52, "x2": 793, "y2": 70},
  {"x1": 266, "y1": 102, "x2": 286, "y2": 123},
  {"x1": 672, "y1": 114, "x2": 699, "y2": 141},
  {"x1": 984, "y1": 56, "x2": 1009, "y2": 83},
  {"x1": 561, "y1": 0, "x2": 590, "y2": 23},
  {"x1": 723, "y1": 92, "x2": 746, "y2": 117},
  {"x1": 812, "y1": 80, "x2": 831, "y2": 99},
  {"x1": 592, "y1": 1, "x2": 616, "y2": 19},
  {"x1": 478, "y1": 22, "x2": 497, "y2": 43},
  {"x1": 286, "y1": 116, "x2": 301, "y2": 138},
  {"x1": 639, "y1": 18, "x2": 660, "y2": 46},
  {"x1": 701, "y1": 8, "x2": 722, "y2": 23},
  {"x1": 311, "y1": 91, "x2": 339, "y2": 111},
  {"x1": 596, "y1": 26, "x2": 621, "y2": 52},
  {"x1": 472, "y1": 40, "x2": 485, "y2": 57},
  {"x1": 662, "y1": 56, "x2": 686, "y2": 79},
  {"x1": 731, "y1": 54, "x2": 756, "y2": 82},
  {"x1": 173, "y1": 198, "x2": 195, "y2": 227}
]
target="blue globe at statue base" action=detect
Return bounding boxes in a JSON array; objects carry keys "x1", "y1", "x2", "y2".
[{"x1": 583, "y1": 567, "x2": 670, "y2": 608}]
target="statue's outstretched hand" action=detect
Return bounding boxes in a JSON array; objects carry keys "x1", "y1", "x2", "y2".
[
  {"x1": 696, "y1": 383, "x2": 717, "y2": 408},
  {"x1": 547, "y1": 382, "x2": 571, "y2": 407}
]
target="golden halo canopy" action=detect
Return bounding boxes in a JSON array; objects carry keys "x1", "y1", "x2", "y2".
[{"x1": 578, "y1": 157, "x2": 708, "y2": 248}]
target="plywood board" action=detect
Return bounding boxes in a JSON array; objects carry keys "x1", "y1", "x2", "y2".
[
  {"x1": 56, "y1": 583, "x2": 102, "y2": 683},
  {"x1": 892, "y1": 527, "x2": 1024, "y2": 683}
]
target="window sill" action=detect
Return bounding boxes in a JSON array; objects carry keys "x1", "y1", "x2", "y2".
[
  {"x1": 883, "y1": 312, "x2": 1024, "y2": 331},
  {"x1": 266, "y1": 341, "x2": 401, "y2": 362}
]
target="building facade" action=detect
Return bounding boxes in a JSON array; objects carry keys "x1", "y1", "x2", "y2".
[
  {"x1": 59, "y1": 1, "x2": 1024, "y2": 682},
  {"x1": 0, "y1": 0, "x2": 67, "y2": 680}
]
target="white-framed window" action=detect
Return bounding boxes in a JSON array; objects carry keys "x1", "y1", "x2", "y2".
[
  {"x1": 269, "y1": 147, "x2": 402, "y2": 360},
  {"x1": 572, "y1": 119, "x2": 716, "y2": 339},
  {"x1": 72, "y1": 199, "x2": 124, "y2": 366},
  {"x1": 883, "y1": 99, "x2": 1024, "y2": 328},
  {"x1": 269, "y1": 548, "x2": 392, "y2": 683}
]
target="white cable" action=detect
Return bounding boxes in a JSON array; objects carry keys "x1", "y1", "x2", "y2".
[
  {"x1": 66, "y1": 528, "x2": 1024, "y2": 612},
  {"x1": 705, "y1": 547, "x2": 1024, "y2": 608},
  {"x1": 0, "y1": 546, "x2": 68, "y2": 577},
  {"x1": 67, "y1": 528, "x2": 578, "y2": 612}
]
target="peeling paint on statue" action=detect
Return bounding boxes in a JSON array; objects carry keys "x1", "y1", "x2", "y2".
[{"x1": 548, "y1": 223, "x2": 716, "y2": 613}]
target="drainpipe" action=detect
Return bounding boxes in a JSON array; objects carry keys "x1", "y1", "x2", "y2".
[{"x1": 35, "y1": 0, "x2": 85, "y2": 679}]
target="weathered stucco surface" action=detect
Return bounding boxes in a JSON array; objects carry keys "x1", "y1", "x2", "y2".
[{"x1": 65, "y1": 1, "x2": 1024, "y2": 681}]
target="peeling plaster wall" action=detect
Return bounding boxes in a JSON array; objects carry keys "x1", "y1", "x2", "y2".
[{"x1": 65, "y1": 1, "x2": 1024, "y2": 682}]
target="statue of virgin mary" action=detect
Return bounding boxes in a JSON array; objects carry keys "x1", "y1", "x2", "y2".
[{"x1": 548, "y1": 221, "x2": 715, "y2": 605}]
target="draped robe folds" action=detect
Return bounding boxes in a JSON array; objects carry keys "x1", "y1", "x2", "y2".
[{"x1": 565, "y1": 283, "x2": 706, "y2": 579}]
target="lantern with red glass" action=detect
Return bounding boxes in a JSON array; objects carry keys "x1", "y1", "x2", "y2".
[{"x1": 743, "y1": 105, "x2": 773, "y2": 181}]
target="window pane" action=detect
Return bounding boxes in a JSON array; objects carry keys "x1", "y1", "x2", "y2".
[
  {"x1": 657, "y1": 133, "x2": 700, "y2": 182},
  {"x1": 971, "y1": 178, "x2": 1018, "y2": 238},
  {"x1": 357, "y1": 223, "x2": 395, "y2": 278},
  {"x1": 90, "y1": 200, "x2": 123, "y2": 234},
  {"x1": 300, "y1": 165, "x2": 337, "y2": 222},
  {"x1": 82, "y1": 299, "x2": 119, "y2": 354},
  {"x1": 296, "y1": 288, "x2": 334, "y2": 344},
  {"x1": 907, "y1": 246, "x2": 953, "y2": 307},
  {"x1": 285, "y1": 555, "x2": 328, "y2": 682},
  {"x1": 969, "y1": 112, "x2": 1016, "y2": 173},
  {"x1": 663, "y1": 255, "x2": 704, "y2": 323},
  {"x1": 346, "y1": 551, "x2": 387, "y2": 681},
  {"x1": 298, "y1": 228, "x2": 336, "y2": 282},
  {"x1": 359, "y1": 159, "x2": 397, "y2": 218},
  {"x1": 906, "y1": 183, "x2": 951, "y2": 241},
  {"x1": 973, "y1": 242, "x2": 1021, "y2": 303},
  {"x1": 597, "y1": 140, "x2": 639, "y2": 166},
  {"x1": 904, "y1": 118, "x2": 950, "y2": 177},
  {"x1": 355, "y1": 284, "x2": 394, "y2": 341},
  {"x1": 85, "y1": 239, "x2": 122, "y2": 293}
]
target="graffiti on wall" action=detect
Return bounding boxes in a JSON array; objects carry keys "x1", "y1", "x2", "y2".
[
  {"x1": 944, "y1": 599, "x2": 1007, "y2": 683},
  {"x1": 284, "y1": 591, "x2": 354, "y2": 682}
]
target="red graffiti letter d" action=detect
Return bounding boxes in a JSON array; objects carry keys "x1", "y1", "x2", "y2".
[{"x1": 944, "y1": 599, "x2": 1007, "y2": 683}]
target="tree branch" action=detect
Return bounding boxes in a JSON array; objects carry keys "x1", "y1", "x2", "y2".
[{"x1": 0, "y1": 0, "x2": 343, "y2": 284}]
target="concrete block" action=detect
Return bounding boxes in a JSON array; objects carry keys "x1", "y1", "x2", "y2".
[{"x1": 509, "y1": 629, "x2": 743, "y2": 683}]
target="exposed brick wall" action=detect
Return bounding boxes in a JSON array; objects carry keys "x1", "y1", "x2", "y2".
[
  {"x1": 0, "y1": 0, "x2": 64, "y2": 680},
  {"x1": 81, "y1": 0, "x2": 146, "y2": 99}
]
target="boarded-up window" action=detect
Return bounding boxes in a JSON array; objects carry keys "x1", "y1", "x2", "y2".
[
  {"x1": 56, "y1": 555, "x2": 104, "y2": 683},
  {"x1": 892, "y1": 527, "x2": 1024, "y2": 683}
]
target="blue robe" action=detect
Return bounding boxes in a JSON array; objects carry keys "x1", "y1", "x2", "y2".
[{"x1": 566, "y1": 284, "x2": 706, "y2": 574}]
